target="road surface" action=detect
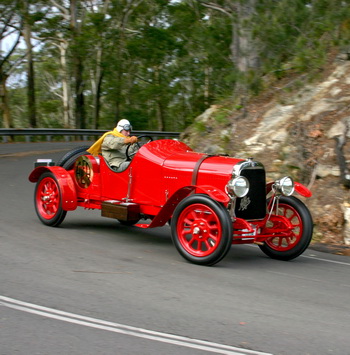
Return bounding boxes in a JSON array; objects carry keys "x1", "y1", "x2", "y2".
[{"x1": 1, "y1": 142, "x2": 349, "y2": 355}]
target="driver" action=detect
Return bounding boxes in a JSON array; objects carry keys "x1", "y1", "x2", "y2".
[{"x1": 87, "y1": 119, "x2": 139, "y2": 171}]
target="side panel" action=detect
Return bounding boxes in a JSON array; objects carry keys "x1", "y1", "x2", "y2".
[
  {"x1": 163, "y1": 154, "x2": 241, "y2": 201},
  {"x1": 98, "y1": 140, "x2": 193, "y2": 207},
  {"x1": 98, "y1": 154, "x2": 165, "y2": 206},
  {"x1": 131, "y1": 140, "x2": 192, "y2": 207}
]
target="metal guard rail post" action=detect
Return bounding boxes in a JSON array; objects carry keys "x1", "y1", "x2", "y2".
[{"x1": 0, "y1": 128, "x2": 180, "y2": 143}]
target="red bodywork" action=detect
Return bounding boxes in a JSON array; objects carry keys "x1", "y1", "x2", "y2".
[
  {"x1": 30, "y1": 140, "x2": 239, "y2": 218},
  {"x1": 29, "y1": 139, "x2": 312, "y2": 252}
]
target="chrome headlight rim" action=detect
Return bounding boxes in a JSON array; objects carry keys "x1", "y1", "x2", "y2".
[
  {"x1": 226, "y1": 176, "x2": 250, "y2": 198},
  {"x1": 274, "y1": 176, "x2": 294, "y2": 196}
]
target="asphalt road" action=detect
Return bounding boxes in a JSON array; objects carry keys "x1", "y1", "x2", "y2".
[{"x1": 1, "y1": 142, "x2": 350, "y2": 355}]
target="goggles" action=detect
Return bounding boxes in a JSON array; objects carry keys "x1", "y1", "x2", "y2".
[{"x1": 118, "y1": 123, "x2": 132, "y2": 131}]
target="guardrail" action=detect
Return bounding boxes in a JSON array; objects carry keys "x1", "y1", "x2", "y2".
[{"x1": 0, "y1": 128, "x2": 180, "y2": 143}]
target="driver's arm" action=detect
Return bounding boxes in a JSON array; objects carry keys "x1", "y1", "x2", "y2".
[{"x1": 124, "y1": 136, "x2": 138, "y2": 144}]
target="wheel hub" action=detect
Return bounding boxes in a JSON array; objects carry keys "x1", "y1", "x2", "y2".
[{"x1": 192, "y1": 222, "x2": 208, "y2": 239}]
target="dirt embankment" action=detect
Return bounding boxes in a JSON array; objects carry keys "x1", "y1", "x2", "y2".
[{"x1": 182, "y1": 56, "x2": 350, "y2": 254}]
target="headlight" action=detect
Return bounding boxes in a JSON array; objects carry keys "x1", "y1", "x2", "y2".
[
  {"x1": 226, "y1": 176, "x2": 250, "y2": 198},
  {"x1": 274, "y1": 176, "x2": 294, "y2": 196}
]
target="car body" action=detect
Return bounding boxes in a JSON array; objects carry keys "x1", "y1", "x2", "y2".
[{"x1": 29, "y1": 137, "x2": 313, "y2": 266}]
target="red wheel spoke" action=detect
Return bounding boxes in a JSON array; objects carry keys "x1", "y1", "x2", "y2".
[
  {"x1": 36, "y1": 177, "x2": 61, "y2": 220},
  {"x1": 177, "y1": 203, "x2": 222, "y2": 257},
  {"x1": 189, "y1": 210, "x2": 198, "y2": 220},
  {"x1": 208, "y1": 225, "x2": 218, "y2": 235},
  {"x1": 188, "y1": 236, "x2": 196, "y2": 246},
  {"x1": 203, "y1": 240, "x2": 210, "y2": 250},
  {"x1": 266, "y1": 203, "x2": 303, "y2": 251},
  {"x1": 183, "y1": 217, "x2": 194, "y2": 226},
  {"x1": 196, "y1": 240, "x2": 203, "y2": 251},
  {"x1": 204, "y1": 213, "x2": 214, "y2": 222},
  {"x1": 207, "y1": 231, "x2": 218, "y2": 243},
  {"x1": 180, "y1": 229, "x2": 191, "y2": 237}
]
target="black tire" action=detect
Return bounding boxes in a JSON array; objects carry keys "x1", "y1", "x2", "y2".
[
  {"x1": 259, "y1": 196, "x2": 313, "y2": 260},
  {"x1": 57, "y1": 146, "x2": 91, "y2": 167},
  {"x1": 171, "y1": 194, "x2": 232, "y2": 266},
  {"x1": 62, "y1": 150, "x2": 89, "y2": 170},
  {"x1": 34, "y1": 172, "x2": 67, "y2": 227}
]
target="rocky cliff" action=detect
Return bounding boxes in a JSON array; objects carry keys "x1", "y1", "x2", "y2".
[{"x1": 182, "y1": 56, "x2": 350, "y2": 251}]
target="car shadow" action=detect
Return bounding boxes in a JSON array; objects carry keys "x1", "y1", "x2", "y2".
[{"x1": 56, "y1": 213, "x2": 313, "y2": 268}]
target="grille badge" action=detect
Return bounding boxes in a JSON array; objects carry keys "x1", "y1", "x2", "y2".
[{"x1": 239, "y1": 196, "x2": 251, "y2": 211}]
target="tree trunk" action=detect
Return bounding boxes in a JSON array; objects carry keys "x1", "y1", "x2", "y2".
[
  {"x1": 231, "y1": 0, "x2": 259, "y2": 73},
  {"x1": 154, "y1": 67, "x2": 164, "y2": 131},
  {"x1": 204, "y1": 66, "x2": 211, "y2": 106},
  {"x1": 0, "y1": 69, "x2": 12, "y2": 129},
  {"x1": 23, "y1": 0, "x2": 36, "y2": 128},
  {"x1": 92, "y1": 47, "x2": 104, "y2": 129},
  {"x1": 59, "y1": 39, "x2": 72, "y2": 128},
  {"x1": 70, "y1": 0, "x2": 85, "y2": 129},
  {"x1": 73, "y1": 57, "x2": 85, "y2": 128},
  {"x1": 334, "y1": 136, "x2": 350, "y2": 188},
  {"x1": 92, "y1": 0, "x2": 109, "y2": 129}
]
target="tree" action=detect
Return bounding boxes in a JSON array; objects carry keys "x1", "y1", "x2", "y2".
[
  {"x1": 69, "y1": 0, "x2": 86, "y2": 128},
  {"x1": 0, "y1": 0, "x2": 23, "y2": 128},
  {"x1": 197, "y1": 0, "x2": 259, "y2": 73},
  {"x1": 45, "y1": 2, "x2": 74, "y2": 128},
  {"x1": 85, "y1": 0, "x2": 111, "y2": 129},
  {"x1": 21, "y1": 0, "x2": 37, "y2": 128},
  {"x1": 4, "y1": 0, "x2": 350, "y2": 132}
]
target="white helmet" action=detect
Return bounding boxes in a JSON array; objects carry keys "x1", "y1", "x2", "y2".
[{"x1": 116, "y1": 119, "x2": 132, "y2": 132}]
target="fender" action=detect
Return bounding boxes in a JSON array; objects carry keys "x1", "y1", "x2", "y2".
[
  {"x1": 266, "y1": 181, "x2": 312, "y2": 198},
  {"x1": 29, "y1": 166, "x2": 78, "y2": 211},
  {"x1": 136, "y1": 185, "x2": 229, "y2": 229},
  {"x1": 194, "y1": 185, "x2": 230, "y2": 203},
  {"x1": 294, "y1": 182, "x2": 312, "y2": 197}
]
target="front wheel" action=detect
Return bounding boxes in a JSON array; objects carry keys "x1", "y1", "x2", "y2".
[
  {"x1": 171, "y1": 194, "x2": 232, "y2": 266},
  {"x1": 259, "y1": 196, "x2": 313, "y2": 260},
  {"x1": 34, "y1": 172, "x2": 66, "y2": 227}
]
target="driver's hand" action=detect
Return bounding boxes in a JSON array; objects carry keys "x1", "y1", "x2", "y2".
[{"x1": 124, "y1": 136, "x2": 138, "y2": 144}]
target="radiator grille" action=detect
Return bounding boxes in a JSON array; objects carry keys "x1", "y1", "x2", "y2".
[{"x1": 234, "y1": 168, "x2": 266, "y2": 220}]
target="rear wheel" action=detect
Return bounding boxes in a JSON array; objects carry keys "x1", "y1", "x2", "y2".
[
  {"x1": 34, "y1": 172, "x2": 66, "y2": 227},
  {"x1": 62, "y1": 150, "x2": 89, "y2": 170},
  {"x1": 171, "y1": 194, "x2": 232, "y2": 266},
  {"x1": 57, "y1": 146, "x2": 90, "y2": 167},
  {"x1": 259, "y1": 196, "x2": 313, "y2": 260}
]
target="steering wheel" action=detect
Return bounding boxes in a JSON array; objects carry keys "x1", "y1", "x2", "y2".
[{"x1": 125, "y1": 135, "x2": 153, "y2": 161}]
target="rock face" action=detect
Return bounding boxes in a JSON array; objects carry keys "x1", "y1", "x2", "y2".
[{"x1": 182, "y1": 59, "x2": 350, "y2": 246}]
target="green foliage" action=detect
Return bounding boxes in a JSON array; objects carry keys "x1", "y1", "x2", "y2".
[
  {"x1": 213, "y1": 111, "x2": 229, "y2": 125},
  {"x1": 194, "y1": 121, "x2": 207, "y2": 133},
  {"x1": 4, "y1": 0, "x2": 350, "y2": 131}
]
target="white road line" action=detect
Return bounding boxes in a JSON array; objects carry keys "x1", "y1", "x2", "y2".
[
  {"x1": 0, "y1": 295, "x2": 272, "y2": 355},
  {"x1": 301, "y1": 254, "x2": 350, "y2": 266},
  {"x1": 247, "y1": 244, "x2": 350, "y2": 266}
]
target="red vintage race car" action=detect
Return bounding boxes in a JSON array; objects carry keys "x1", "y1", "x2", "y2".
[{"x1": 29, "y1": 136, "x2": 313, "y2": 266}]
